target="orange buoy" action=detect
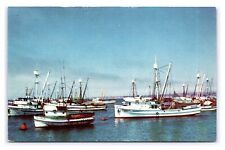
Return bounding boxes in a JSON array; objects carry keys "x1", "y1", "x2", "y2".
[
  {"x1": 100, "y1": 117, "x2": 108, "y2": 121},
  {"x1": 20, "y1": 123, "x2": 28, "y2": 130}
]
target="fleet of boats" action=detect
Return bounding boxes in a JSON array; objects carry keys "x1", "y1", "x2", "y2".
[{"x1": 8, "y1": 60, "x2": 217, "y2": 128}]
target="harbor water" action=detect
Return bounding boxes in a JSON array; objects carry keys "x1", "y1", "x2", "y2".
[{"x1": 8, "y1": 101, "x2": 216, "y2": 142}]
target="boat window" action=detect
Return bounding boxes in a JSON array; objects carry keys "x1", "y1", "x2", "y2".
[{"x1": 53, "y1": 110, "x2": 56, "y2": 114}]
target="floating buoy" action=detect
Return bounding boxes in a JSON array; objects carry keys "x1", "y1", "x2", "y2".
[
  {"x1": 19, "y1": 123, "x2": 28, "y2": 130},
  {"x1": 100, "y1": 117, "x2": 108, "y2": 121}
]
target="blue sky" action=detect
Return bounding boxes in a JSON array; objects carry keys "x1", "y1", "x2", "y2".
[{"x1": 8, "y1": 7, "x2": 217, "y2": 99}]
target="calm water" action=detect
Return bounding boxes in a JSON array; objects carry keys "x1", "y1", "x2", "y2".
[{"x1": 8, "y1": 102, "x2": 216, "y2": 142}]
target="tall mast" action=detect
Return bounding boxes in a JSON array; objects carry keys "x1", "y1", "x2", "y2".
[
  {"x1": 25, "y1": 87, "x2": 28, "y2": 98},
  {"x1": 206, "y1": 78, "x2": 209, "y2": 97},
  {"x1": 68, "y1": 81, "x2": 75, "y2": 100},
  {"x1": 185, "y1": 84, "x2": 189, "y2": 97},
  {"x1": 131, "y1": 79, "x2": 137, "y2": 97},
  {"x1": 33, "y1": 70, "x2": 40, "y2": 98},
  {"x1": 47, "y1": 82, "x2": 50, "y2": 99},
  {"x1": 152, "y1": 57, "x2": 160, "y2": 99},
  {"x1": 82, "y1": 78, "x2": 89, "y2": 99},
  {"x1": 60, "y1": 76, "x2": 64, "y2": 100},
  {"x1": 63, "y1": 61, "x2": 66, "y2": 98},
  {"x1": 28, "y1": 88, "x2": 33, "y2": 98},
  {"x1": 182, "y1": 84, "x2": 185, "y2": 97},
  {"x1": 50, "y1": 81, "x2": 57, "y2": 99},
  {"x1": 199, "y1": 74, "x2": 205, "y2": 97},
  {"x1": 79, "y1": 79, "x2": 82, "y2": 99},
  {"x1": 40, "y1": 71, "x2": 50, "y2": 100},
  {"x1": 196, "y1": 73, "x2": 201, "y2": 98},
  {"x1": 209, "y1": 78, "x2": 213, "y2": 97},
  {"x1": 161, "y1": 63, "x2": 172, "y2": 99}
]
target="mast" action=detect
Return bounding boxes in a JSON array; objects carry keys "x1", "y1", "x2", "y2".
[
  {"x1": 199, "y1": 74, "x2": 205, "y2": 97},
  {"x1": 131, "y1": 79, "x2": 137, "y2": 97},
  {"x1": 60, "y1": 76, "x2": 65, "y2": 101},
  {"x1": 40, "y1": 71, "x2": 50, "y2": 100},
  {"x1": 50, "y1": 81, "x2": 57, "y2": 99},
  {"x1": 68, "y1": 81, "x2": 75, "y2": 100},
  {"x1": 209, "y1": 78, "x2": 213, "y2": 97},
  {"x1": 63, "y1": 61, "x2": 66, "y2": 98},
  {"x1": 33, "y1": 70, "x2": 40, "y2": 98},
  {"x1": 79, "y1": 79, "x2": 82, "y2": 99},
  {"x1": 47, "y1": 82, "x2": 50, "y2": 99},
  {"x1": 160, "y1": 63, "x2": 172, "y2": 99},
  {"x1": 182, "y1": 84, "x2": 185, "y2": 97},
  {"x1": 185, "y1": 84, "x2": 189, "y2": 97},
  {"x1": 196, "y1": 73, "x2": 201, "y2": 98},
  {"x1": 152, "y1": 57, "x2": 160, "y2": 100},
  {"x1": 206, "y1": 78, "x2": 209, "y2": 97},
  {"x1": 28, "y1": 88, "x2": 33, "y2": 98},
  {"x1": 25, "y1": 87, "x2": 29, "y2": 98},
  {"x1": 82, "y1": 78, "x2": 89, "y2": 99}
]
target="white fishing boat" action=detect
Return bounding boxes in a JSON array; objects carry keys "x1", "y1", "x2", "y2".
[
  {"x1": 115, "y1": 61, "x2": 201, "y2": 118},
  {"x1": 115, "y1": 97, "x2": 201, "y2": 118},
  {"x1": 8, "y1": 98, "x2": 43, "y2": 116},
  {"x1": 200, "y1": 99, "x2": 217, "y2": 111},
  {"x1": 192, "y1": 74, "x2": 217, "y2": 111},
  {"x1": 8, "y1": 70, "x2": 50, "y2": 116},
  {"x1": 66, "y1": 78, "x2": 107, "y2": 111},
  {"x1": 34, "y1": 104, "x2": 95, "y2": 128}
]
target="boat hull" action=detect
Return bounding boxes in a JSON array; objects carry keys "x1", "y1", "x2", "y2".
[
  {"x1": 201, "y1": 105, "x2": 217, "y2": 111},
  {"x1": 33, "y1": 116, "x2": 94, "y2": 128},
  {"x1": 8, "y1": 106, "x2": 43, "y2": 116},
  {"x1": 67, "y1": 105, "x2": 106, "y2": 111},
  {"x1": 114, "y1": 105, "x2": 201, "y2": 118}
]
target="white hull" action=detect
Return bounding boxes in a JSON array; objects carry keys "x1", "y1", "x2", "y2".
[
  {"x1": 201, "y1": 105, "x2": 217, "y2": 111},
  {"x1": 114, "y1": 105, "x2": 201, "y2": 118},
  {"x1": 101, "y1": 100, "x2": 116, "y2": 104},
  {"x1": 8, "y1": 106, "x2": 43, "y2": 116},
  {"x1": 34, "y1": 116, "x2": 94, "y2": 128},
  {"x1": 67, "y1": 105, "x2": 106, "y2": 111}
]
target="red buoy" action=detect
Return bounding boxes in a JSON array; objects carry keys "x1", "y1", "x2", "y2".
[
  {"x1": 20, "y1": 123, "x2": 28, "y2": 130},
  {"x1": 100, "y1": 117, "x2": 108, "y2": 121}
]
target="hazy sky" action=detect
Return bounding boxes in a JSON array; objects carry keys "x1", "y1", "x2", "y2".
[{"x1": 8, "y1": 7, "x2": 217, "y2": 99}]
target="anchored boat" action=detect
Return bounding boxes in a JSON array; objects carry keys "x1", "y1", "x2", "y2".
[
  {"x1": 34, "y1": 104, "x2": 95, "y2": 128},
  {"x1": 115, "y1": 97, "x2": 201, "y2": 118},
  {"x1": 115, "y1": 61, "x2": 201, "y2": 118},
  {"x1": 8, "y1": 98, "x2": 43, "y2": 116}
]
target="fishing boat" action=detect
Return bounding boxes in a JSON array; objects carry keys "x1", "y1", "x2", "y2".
[
  {"x1": 192, "y1": 74, "x2": 217, "y2": 111},
  {"x1": 8, "y1": 70, "x2": 50, "y2": 116},
  {"x1": 66, "y1": 78, "x2": 107, "y2": 111},
  {"x1": 34, "y1": 104, "x2": 94, "y2": 128},
  {"x1": 115, "y1": 97, "x2": 201, "y2": 118},
  {"x1": 92, "y1": 97, "x2": 116, "y2": 105},
  {"x1": 8, "y1": 97, "x2": 43, "y2": 116},
  {"x1": 115, "y1": 61, "x2": 201, "y2": 118}
]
